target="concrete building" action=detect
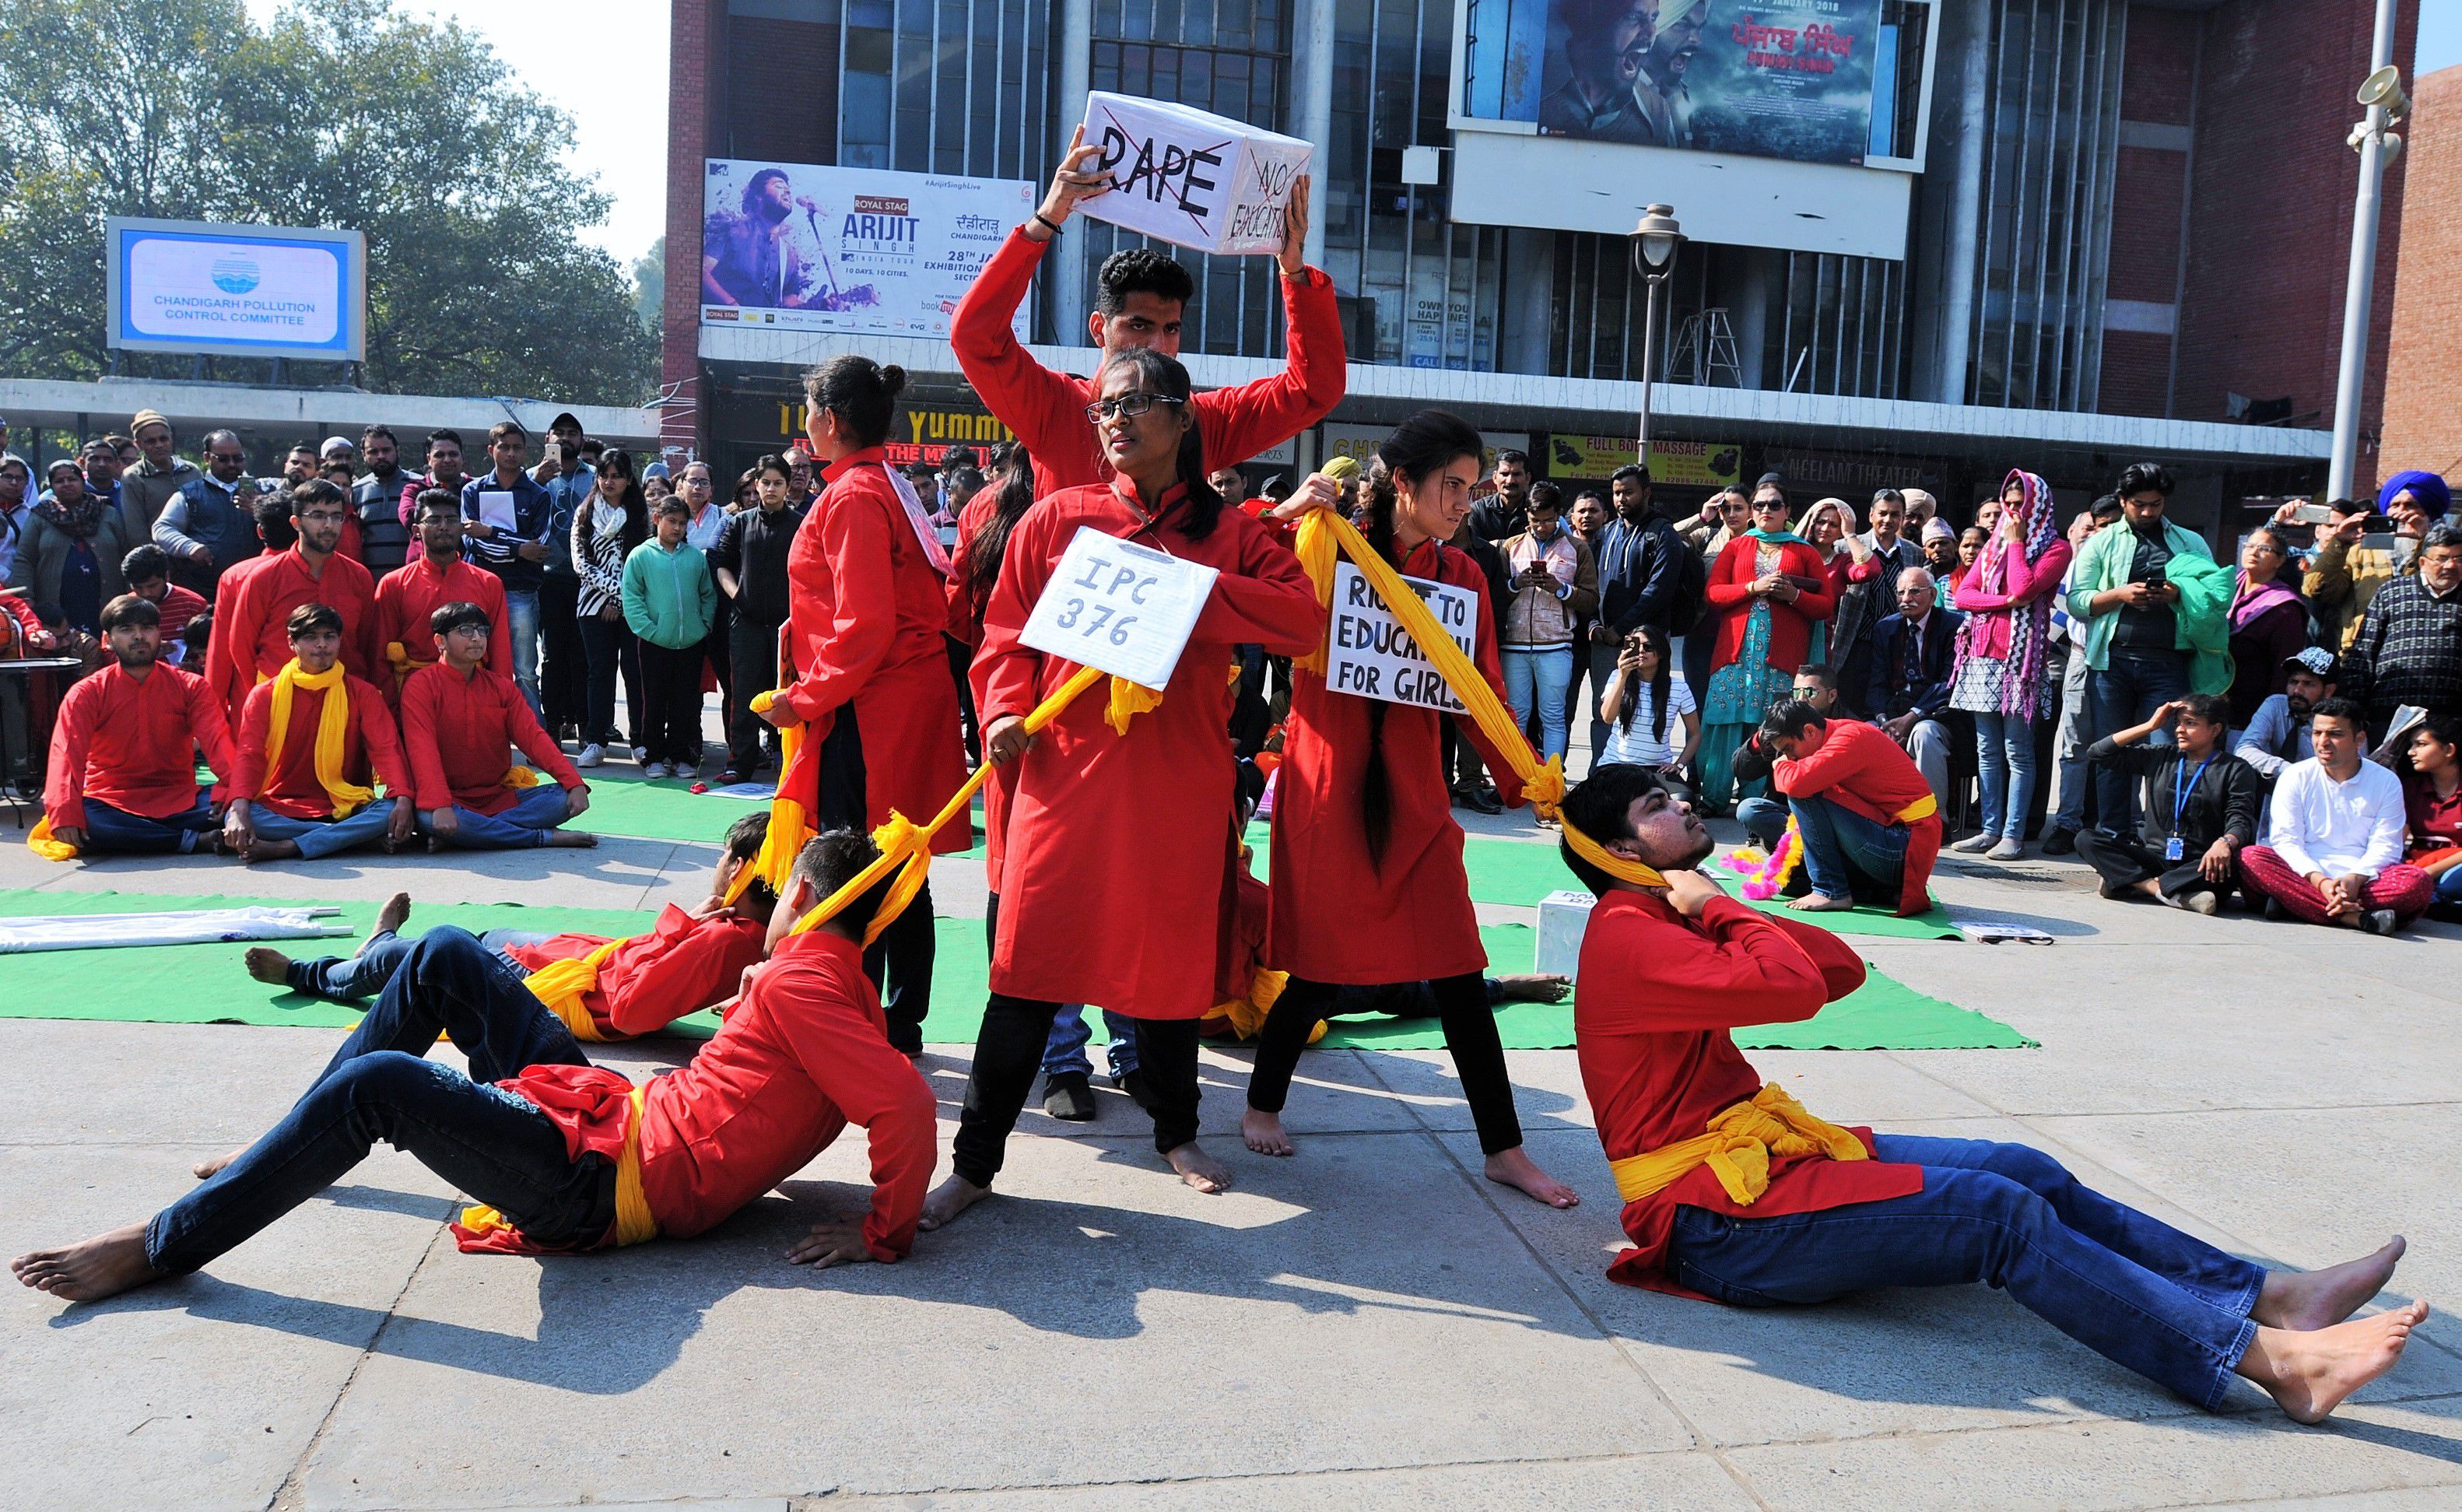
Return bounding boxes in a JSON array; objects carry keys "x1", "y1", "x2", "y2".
[
  {"x1": 662, "y1": 0, "x2": 2419, "y2": 538},
  {"x1": 2383, "y1": 61, "x2": 2460, "y2": 488}
]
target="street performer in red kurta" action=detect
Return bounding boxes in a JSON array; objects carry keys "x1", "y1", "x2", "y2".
[
  {"x1": 37, "y1": 595, "x2": 236, "y2": 858},
  {"x1": 923, "y1": 349, "x2": 1324, "y2": 1228},
  {"x1": 13, "y1": 830, "x2": 939, "y2": 1304},
  {"x1": 372, "y1": 491, "x2": 511, "y2": 701},
  {"x1": 205, "y1": 481, "x2": 381, "y2": 731},
  {"x1": 760, "y1": 356, "x2": 972, "y2": 1057},
  {"x1": 1238, "y1": 412, "x2": 1579, "y2": 1209},
  {"x1": 1751, "y1": 697, "x2": 1942, "y2": 915},
  {"x1": 1552, "y1": 762, "x2": 2425, "y2": 1424},
  {"x1": 222, "y1": 602, "x2": 417, "y2": 862},
  {"x1": 399, "y1": 601, "x2": 594, "y2": 851}
]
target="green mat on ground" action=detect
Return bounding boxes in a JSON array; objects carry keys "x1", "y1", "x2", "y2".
[
  {"x1": 0, "y1": 894, "x2": 2024, "y2": 1051},
  {"x1": 570, "y1": 769, "x2": 990, "y2": 856}
]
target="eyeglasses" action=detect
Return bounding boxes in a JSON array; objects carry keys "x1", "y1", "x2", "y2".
[
  {"x1": 298, "y1": 511, "x2": 349, "y2": 525},
  {"x1": 1084, "y1": 393, "x2": 1186, "y2": 424}
]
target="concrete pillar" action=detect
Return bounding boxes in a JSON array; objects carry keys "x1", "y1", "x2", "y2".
[
  {"x1": 1289, "y1": 0, "x2": 1337, "y2": 272},
  {"x1": 1050, "y1": 0, "x2": 1095, "y2": 346},
  {"x1": 1499, "y1": 229, "x2": 1555, "y2": 376}
]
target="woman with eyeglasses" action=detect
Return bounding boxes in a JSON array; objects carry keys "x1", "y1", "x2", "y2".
[
  {"x1": 925, "y1": 348, "x2": 1322, "y2": 1230},
  {"x1": 2226, "y1": 524, "x2": 2309, "y2": 730},
  {"x1": 570, "y1": 447, "x2": 648, "y2": 767},
  {"x1": 1696, "y1": 481, "x2": 1836, "y2": 813}
]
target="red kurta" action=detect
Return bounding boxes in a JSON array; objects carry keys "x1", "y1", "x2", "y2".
[
  {"x1": 949, "y1": 228, "x2": 1346, "y2": 497},
  {"x1": 973, "y1": 481, "x2": 1324, "y2": 1017},
  {"x1": 372, "y1": 555, "x2": 511, "y2": 697},
  {"x1": 946, "y1": 489, "x2": 1018, "y2": 889},
  {"x1": 1772, "y1": 717, "x2": 1942, "y2": 915},
  {"x1": 1704, "y1": 535, "x2": 1836, "y2": 675},
  {"x1": 778, "y1": 446, "x2": 971, "y2": 854},
  {"x1": 1268, "y1": 537, "x2": 1522, "y2": 983},
  {"x1": 231, "y1": 673, "x2": 412, "y2": 819},
  {"x1": 1576, "y1": 889, "x2": 1921, "y2": 1296},
  {"x1": 398, "y1": 661, "x2": 584, "y2": 814},
  {"x1": 502, "y1": 904, "x2": 770, "y2": 1040},
  {"x1": 208, "y1": 546, "x2": 381, "y2": 726},
  {"x1": 44, "y1": 661, "x2": 234, "y2": 830},
  {"x1": 475, "y1": 929, "x2": 937, "y2": 1256}
]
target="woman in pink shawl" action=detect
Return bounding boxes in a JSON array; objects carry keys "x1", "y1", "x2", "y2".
[
  {"x1": 1948, "y1": 471, "x2": 2073, "y2": 860},
  {"x1": 2225, "y1": 524, "x2": 2309, "y2": 728}
]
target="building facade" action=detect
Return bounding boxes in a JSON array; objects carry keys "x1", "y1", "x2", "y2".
[
  {"x1": 664, "y1": 0, "x2": 2417, "y2": 535},
  {"x1": 2383, "y1": 62, "x2": 2459, "y2": 486}
]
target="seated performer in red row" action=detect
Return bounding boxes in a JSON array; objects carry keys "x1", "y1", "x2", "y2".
[
  {"x1": 1555, "y1": 762, "x2": 2425, "y2": 1423},
  {"x1": 223, "y1": 602, "x2": 416, "y2": 862},
  {"x1": 12, "y1": 830, "x2": 938, "y2": 1302},
  {"x1": 372, "y1": 491, "x2": 510, "y2": 700},
  {"x1": 41, "y1": 595, "x2": 235, "y2": 856},
  {"x1": 1751, "y1": 696, "x2": 1941, "y2": 914},
  {"x1": 400, "y1": 601, "x2": 594, "y2": 850},
  {"x1": 206, "y1": 480, "x2": 381, "y2": 730}
]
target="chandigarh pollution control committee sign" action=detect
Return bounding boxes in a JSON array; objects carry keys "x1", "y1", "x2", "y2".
[{"x1": 107, "y1": 217, "x2": 366, "y2": 361}]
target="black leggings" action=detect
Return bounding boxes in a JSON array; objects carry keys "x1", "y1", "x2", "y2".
[
  {"x1": 1247, "y1": 971, "x2": 1525, "y2": 1156},
  {"x1": 951, "y1": 992, "x2": 1201, "y2": 1188}
]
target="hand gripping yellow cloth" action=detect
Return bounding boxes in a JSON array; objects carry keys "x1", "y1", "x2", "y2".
[
  {"x1": 521, "y1": 935, "x2": 627, "y2": 1043},
  {"x1": 1607, "y1": 1082, "x2": 1868, "y2": 1205},
  {"x1": 26, "y1": 816, "x2": 77, "y2": 861},
  {"x1": 264, "y1": 658, "x2": 375, "y2": 819},
  {"x1": 1288, "y1": 504, "x2": 1666, "y2": 893},
  {"x1": 458, "y1": 1084, "x2": 658, "y2": 1247}
]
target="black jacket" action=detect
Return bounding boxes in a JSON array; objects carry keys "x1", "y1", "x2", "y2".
[
  {"x1": 2086, "y1": 738, "x2": 2262, "y2": 852},
  {"x1": 708, "y1": 501, "x2": 808, "y2": 626},
  {"x1": 1596, "y1": 514, "x2": 1690, "y2": 638},
  {"x1": 1866, "y1": 608, "x2": 1960, "y2": 720}
]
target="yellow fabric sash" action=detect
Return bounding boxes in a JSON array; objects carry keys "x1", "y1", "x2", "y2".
[
  {"x1": 1289, "y1": 505, "x2": 1664, "y2": 892},
  {"x1": 383, "y1": 640, "x2": 435, "y2": 686},
  {"x1": 1605, "y1": 1082, "x2": 1868, "y2": 1206},
  {"x1": 1894, "y1": 793, "x2": 1938, "y2": 823},
  {"x1": 26, "y1": 816, "x2": 77, "y2": 862},
  {"x1": 503, "y1": 766, "x2": 543, "y2": 789},
  {"x1": 265, "y1": 658, "x2": 374, "y2": 819},
  {"x1": 459, "y1": 1085, "x2": 658, "y2": 1247},
  {"x1": 522, "y1": 935, "x2": 626, "y2": 1043}
]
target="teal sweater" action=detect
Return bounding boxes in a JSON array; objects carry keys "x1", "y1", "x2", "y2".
[{"x1": 621, "y1": 538, "x2": 717, "y2": 649}]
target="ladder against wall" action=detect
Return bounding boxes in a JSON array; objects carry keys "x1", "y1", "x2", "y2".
[{"x1": 1669, "y1": 307, "x2": 1741, "y2": 387}]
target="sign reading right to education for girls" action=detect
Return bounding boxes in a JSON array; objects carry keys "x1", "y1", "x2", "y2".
[
  {"x1": 1324, "y1": 563, "x2": 1475, "y2": 714},
  {"x1": 700, "y1": 160, "x2": 1033, "y2": 339}
]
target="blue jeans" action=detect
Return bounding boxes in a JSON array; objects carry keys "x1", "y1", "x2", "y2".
[
  {"x1": 2090, "y1": 652, "x2": 2188, "y2": 833},
  {"x1": 1502, "y1": 644, "x2": 1575, "y2": 763},
  {"x1": 79, "y1": 795, "x2": 217, "y2": 854},
  {"x1": 1662, "y1": 1134, "x2": 2264, "y2": 1410},
  {"x1": 283, "y1": 927, "x2": 531, "y2": 1003},
  {"x1": 2432, "y1": 866, "x2": 2462, "y2": 917},
  {"x1": 426, "y1": 782, "x2": 573, "y2": 849},
  {"x1": 1045, "y1": 1005, "x2": 1142, "y2": 1080},
  {"x1": 506, "y1": 588, "x2": 542, "y2": 717},
  {"x1": 247, "y1": 802, "x2": 397, "y2": 859},
  {"x1": 1790, "y1": 792, "x2": 1907, "y2": 904},
  {"x1": 1737, "y1": 794, "x2": 1790, "y2": 850},
  {"x1": 1969, "y1": 711, "x2": 2039, "y2": 841},
  {"x1": 146, "y1": 928, "x2": 609, "y2": 1275}
]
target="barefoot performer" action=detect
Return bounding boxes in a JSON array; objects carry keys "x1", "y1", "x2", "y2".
[
  {"x1": 401, "y1": 601, "x2": 595, "y2": 850},
  {"x1": 758, "y1": 356, "x2": 970, "y2": 1056},
  {"x1": 1553, "y1": 761, "x2": 2426, "y2": 1423},
  {"x1": 30, "y1": 595, "x2": 236, "y2": 859},
  {"x1": 1238, "y1": 411, "x2": 1578, "y2": 1209},
  {"x1": 222, "y1": 602, "x2": 417, "y2": 862},
  {"x1": 13, "y1": 830, "x2": 938, "y2": 1303},
  {"x1": 924, "y1": 348, "x2": 1324, "y2": 1226},
  {"x1": 371, "y1": 490, "x2": 510, "y2": 702},
  {"x1": 1750, "y1": 696, "x2": 1941, "y2": 915}
]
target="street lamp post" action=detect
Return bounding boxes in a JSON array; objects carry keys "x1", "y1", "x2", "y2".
[
  {"x1": 2326, "y1": 0, "x2": 2405, "y2": 502},
  {"x1": 1630, "y1": 204, "x2": 1685, "y2": 472}
]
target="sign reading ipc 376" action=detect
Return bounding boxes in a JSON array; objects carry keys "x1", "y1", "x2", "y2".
[
  {"x1": 1075, "y1": 92, "x2": 1313, "y2": 257},
  {"x1": 1324, "y1": 563, "x2": 1475, "y2": 714},
  {"x1": 1020, "y1": 526, "x2": 1220, "y2": 691}
]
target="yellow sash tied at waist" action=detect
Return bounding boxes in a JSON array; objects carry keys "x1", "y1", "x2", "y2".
[
  {"x1": 459, "y1": 1085, "x2": 658, "y2": 1247},
  {"x1": 521, "y1": 935, "x2": 626, "y2": 1043},
  {"x1": 383, "y1": 640, "x2": 435, "y2": 685},
  {"x1": 502, "y1": 765, "x2": 543, "y2": 790},
  {"x1": 1606, "y1": 1083, "x2": 1868, "y2": 1206},
  {"x1": 265, "y1": 658, "x2": 374, "y2": 819},
  {"x1": 25, "y1": 816, "x2": 77, "y2": 861},
  {"x1": 1895, "y1": 793, "x2": 1938, "y2": 824},
  {"x1": 1288, "y1": 504, "x2": 1664, "y2": 892}
]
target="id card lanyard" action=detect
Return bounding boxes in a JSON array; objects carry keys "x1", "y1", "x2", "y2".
[{"x1": 2166, "y1": 751, "x2": 2218, "y2": 862}]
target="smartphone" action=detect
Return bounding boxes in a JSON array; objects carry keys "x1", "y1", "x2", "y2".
[
  {"x1": 2289, "y1": 501, "x2": 2334, "y2": 525},
  {"x1": 543, "y1": 441, "x2": 564, "y2": 467}
]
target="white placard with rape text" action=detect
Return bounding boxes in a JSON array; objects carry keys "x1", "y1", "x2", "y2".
[
  {"x1": 1324, "y1": 561, "x2": 1475, "y2": 714},
  {"x1": 1020, "y1": 526, "x2": 1220, "y2": 690}
]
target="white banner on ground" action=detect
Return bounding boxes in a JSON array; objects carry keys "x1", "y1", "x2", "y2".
[
  {"x1": 1324, "y1": 561, "x2": 1474, "y2": 713},
  {"x1": 1019, "y1": 526, "x2": 1219, "y2": 690},
  {"x1": 0, "y1": 907, "x2": 355, "y2": 954}
]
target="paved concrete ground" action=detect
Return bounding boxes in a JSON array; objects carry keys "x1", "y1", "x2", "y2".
[{"x1": 3, "y1": 713, "x2": 2459, "y2": 1510}]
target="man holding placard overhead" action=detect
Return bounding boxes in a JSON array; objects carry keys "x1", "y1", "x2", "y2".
[{"x1": 922, "y1": 349, "x2": 1323, "y2": 1227}]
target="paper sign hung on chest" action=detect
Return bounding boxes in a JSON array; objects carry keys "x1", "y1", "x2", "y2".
[{"x1": 1075, "y1": 92, "x2": 1314, "y2": 257}]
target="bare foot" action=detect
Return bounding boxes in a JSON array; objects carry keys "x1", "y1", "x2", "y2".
[
  {"x1": 1788, "y1": 893, "x2": 1856, "y2": 912},
  {"x1": 1485, "y1": 1146, "x2": 1581, "y2": 1209},
  {"x1": 191, "y1": 1148, "x2": 244, "y2": 1180},
  {"x1": 917, "y1": 1174, "x2": 990, "y2": 1232},
  {"x1": 242, "y1": 839, "x2": 300, "y2": 863},
  {"x1": 2237, "y1": 1301, "x2": 2427, "y2": 1423},
  {"x1": 1242, "y1": 1108, "x2": 1293, "y2": 1156},
  {"x1": 244, "y1": 946, "x2": 294, "y2": 986},
  {"x1": 1166, "y1": 1141, "x2": 1233, "y2": 1194},
  {"x1": 425, "y1": 835, "x2": 445, "y2": 854},
  {"x1": 12, "y1": 1223, "x2": 163, "y2": 1303},
  {"x1": 545, "y1": 830, "x2": 599, "y2": 849},
  {"x1": 373, "y1": 891, "x2": 412, "y2": 939},
  {"x1": 2257, "y1": 1237, "x2": 2407, "y2": 1331},
  {"x1": 1494, "y1": 973, "x2": 1571, "y2": 1004}
]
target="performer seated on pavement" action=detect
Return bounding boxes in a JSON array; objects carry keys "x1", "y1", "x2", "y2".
[
  {"x1": 398, "y1": 600, "x2": 594, "y2": 850},
  {"x1": 12, "y1": 830, "x2": 939, "y2": 1303},
  {"x1": 2074, "y1": 695, "x2": 2260, "y2": 915},
  {"x1": 372, "y1": 490, "x2": 510, "y2": 701},
  {"x1": 1748, "y1": 696, "x2": 1941, "y2": 914},
  {"x1": 220, "y1": 602, "x2": 416, "y2": 863},
  {"x1": 247, "y1": 814, "x2": 777, "y2": 1044},
  {"x1": 1554, "y1": 761, "x2": 2426, "y2": 1424},
  {"x1": 205, "y1": 480, "x2": 381, "y2": 731},
  {"x1": 38, "y1": 594, "x2": 236, "y2": 857}
]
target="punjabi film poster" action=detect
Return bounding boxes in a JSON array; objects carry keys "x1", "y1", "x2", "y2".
[
  {"x1": 700, "y1": 160, "x2": 1033, "y2": 339},
  {"x1": 1527, "y1": 0, "x2": 1882, "y2": 167}
]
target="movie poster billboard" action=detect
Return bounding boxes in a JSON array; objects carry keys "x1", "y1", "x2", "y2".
[
  {"x1": 700, "y1": 160, "x2": 1033, "y2": 339},
  {"x1": 1523, "y1": 0, "x2": 1882, "y2": 167}
]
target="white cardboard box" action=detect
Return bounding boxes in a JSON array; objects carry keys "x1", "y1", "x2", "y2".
[
  {"x1": 1077, "y1": 91, "x2": 1313, "y2": 257},
  {"x1": 1534, "y1": 889, "x2": 1594, "y2": 982}
]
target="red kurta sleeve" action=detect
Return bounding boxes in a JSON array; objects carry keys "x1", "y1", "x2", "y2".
[
  {"x1": 780, "y1": 481, "x2": 898, "y2": 724},
  {"x1": 949, "y1": 230, "x2": 1094, "y2": 482},
  {"x1": 505, "y1": 684, "x2": 584, "y2": 789},
  {"x1": 602, "y1": 907, "x2": 761, "y2": 1038},
  {"x1": 186, "y1": 666, "x2": 237, "y2": 797},
  {"x1": 772, "y1": 957, "x2": 940, "y2": 1261},
  {"x1": 400, "y1": 668, "x2": 454, "y2": 810},
  {"x1": 232, "y1": 681, "x2": 275, "y2": 802},
  {"x1": 1185, "y1": 512, "x2": 1327, "y2": 655},
  {"x1": 41, "y1": 675, "x2": 100, "y2": 832},
  {"x1": 1580, "y1": 895, "x2": 1855, "y2": 1031},
  {"x1": 353, "y1": 679, "x2": 414, "y2": 797},
  {"x1": 1189, "y1": 267, "x2": 1348, "y2": 472}
]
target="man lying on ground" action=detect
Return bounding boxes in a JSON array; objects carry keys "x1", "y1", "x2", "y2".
[
  {"x1": 223, "y1": 602, "x2": 417, "y2": 863},
  {"x1": 1554, "y1": 761, "x2": 2425, "y2": 1423},
  {"x1": 12, "y1": 830, "x2": 939, "y2": 1303}
]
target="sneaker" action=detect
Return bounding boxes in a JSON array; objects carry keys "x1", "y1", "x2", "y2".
[
  {"x1": 575, "y1": 743, "x2": 605, "y2": 769},
  {"x1": 643, "y1": 761, "x2": 671, "y2": 780},
  {"x1": 631, "y1": 745, "x2": 651, "y2": 765},
  {"x1": 2362, "y1": 907, "x2": 2399, "y2": 936},
  {"x1": 1986, "y1": 837, "x2": 2025, "y2": 861},
  {"x1": 2263, "y1": 896, "x2": 2286, "y2": 921},
  {"x1": 2039, "y1": 826, "x2": 2078, "y2": 856},
  {"x1": 1041, "y1": 1072, "x2": 1097, "y2": 1122},
  {"x1": 1951, "y1": 832, "x2": 1997, "y2": 854}
]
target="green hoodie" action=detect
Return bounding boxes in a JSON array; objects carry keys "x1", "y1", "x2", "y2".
[
  {"x1": 2062, "y1": 516, "x2": 2232, "y2": 693},
  {"x1": 621, "y1": 537, "x2": 717, "y2": 649}
]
